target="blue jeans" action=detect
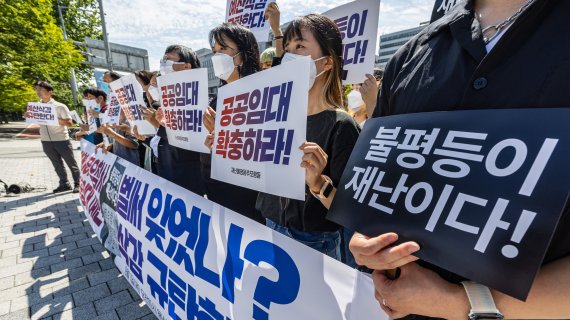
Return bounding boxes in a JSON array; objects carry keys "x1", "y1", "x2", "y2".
[
  {"x1": 266, "y1": 219, "x2": 342, "y2": 261},
  {"x1": 341, "y1": 227, "x2": 358, "y2": 268}
]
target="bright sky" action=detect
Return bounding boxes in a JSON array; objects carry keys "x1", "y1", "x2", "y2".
[{"x1": 103, "y1": 0, "x2": 433, "y2": 71}]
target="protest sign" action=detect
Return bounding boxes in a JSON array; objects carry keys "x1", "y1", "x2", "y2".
[
  {"x1": 226, "y1": 0, "x2": 276, "y2": 42},
  {"x1": 211, "y1": 57, "x2": 310, "y2": 200},
  {"x1": 101, "y1": 92, "x2": 122, "y2": 126},
  {"x1": 79, "y1": 141, "x2": 116, "y2": 239},
  {"x1": 109, "y1": 74, "x2": 157, "y2": 135},
  {"x1": 70, "y1": 110, "x2": 84, "y2": 125},
  {"x1": 79, "y1": 139, "x2": 387, "y2": 320},
  {"x1": 85, "y1": 102, "x2": 99, "y2": 134},
  {"x1": 156, "y1": 69, "x2": 210, "y2": 153},
  {"x1": 328, "y1": 108, "x2": 570, "y2": 300},
  {"x1": 25, "y1": 102, "x2": 59, "y2": 126},
  {"x1": 323, "y1": 0, "x2": 380, "y2": 85}
]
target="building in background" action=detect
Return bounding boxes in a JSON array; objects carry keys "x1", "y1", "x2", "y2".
[
  {"x1": 377, "y1": 22, "x2": 428, "y2": 68},
  {"x1": 80, "y1": 37, "x2": 149, "y2": 72}
]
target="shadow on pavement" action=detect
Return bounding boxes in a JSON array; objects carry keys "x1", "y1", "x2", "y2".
[{"x1": 8, "y1": 199, "x2": 112, "y2": 319}]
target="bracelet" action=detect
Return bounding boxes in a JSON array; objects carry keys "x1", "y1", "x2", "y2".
[
  {"x1": 309, "y1": 175, "x2": 333, "y2": 200},
  {"x1": 309, "y1": 177, "x2": 326, "y2": 195},
  {"x1": 274, "y1": 35, "x2": 283, "y2": 40}
]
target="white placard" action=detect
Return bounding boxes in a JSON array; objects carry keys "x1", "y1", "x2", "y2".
[
  {"x1": 86, "y1": 104, "x2": 99, "y2": 134},
  {"x1": 323, "y1": 0, "x2": 381, "y2": 85},
  {"x1": 226, "y1": 0, "x2": 276, "y2": 42},
  {"x1": 212, "y1": 57, "x2": 310, "y2": 200},
  {"x1": 156, "y1": 69, "x2": 210, "y2": 153},
  {"x1": 70, "y1": 110, "x2": 84, "y2": 125},
  {"x1": 101, "y1": 92, "x2": 122, "y2": 125},
  {"x1": 79, "y1": 139, "x2": 388, "y2": 320},
  {"x1": 109, "y1": 74, "x2": 157, "y2": 135},
  {"x1": 25, "y1": 102, "x2": 59, "y2": 126}
]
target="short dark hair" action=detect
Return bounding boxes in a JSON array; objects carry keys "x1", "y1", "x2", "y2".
[
  {"x1": 165, "y1": 45, "x2": 201, "y2": 68},
  {"x1": 104, "y1": 71, "x2": 121, "y2": 81},
  {"x1": 82, "y1": 87, "x2": 107, "y2": 101},
  {"x1": 209, "y1": 23, "x2": 261, "y2": 78},
  {"x1": 34, "y1": 81, "x2": 53, "y2": 92}
]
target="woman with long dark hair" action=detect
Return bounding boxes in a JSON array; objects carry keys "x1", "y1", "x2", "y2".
[
  {"x1": 256, "y1": 14, "x2": 360, "y2": 262},
  {"x1": 201, "y1": 22, "x2": 264, "y2": 223}
]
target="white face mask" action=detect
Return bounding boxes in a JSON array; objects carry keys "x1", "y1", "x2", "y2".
[
  {"x1": 148, "y1": 85, "x2": 160, "y2": 101},
  {"x1": 347, "y1": 90, "x2": 365, "y2": 111},
  {"x1": 281, "y1": 52, "x2": 327, "y2": 89},
  {"x1": 159, "y1": 60, "x2": 185, "y2": 75},
  {"x1": 83, "y1": 99, "x2": 100, "y2": 111},
  {"x1": 211, "y1": 52, "x2": 239, "y2": 81}
]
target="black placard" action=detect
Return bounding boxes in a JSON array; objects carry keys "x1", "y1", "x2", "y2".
[{"x1": 328, "y1": 108, "x2": 570, "y2": 300}]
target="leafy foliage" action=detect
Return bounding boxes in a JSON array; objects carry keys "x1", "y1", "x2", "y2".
[{"x1": 0, "y1": 0, "x2": 101, "y2": 113}]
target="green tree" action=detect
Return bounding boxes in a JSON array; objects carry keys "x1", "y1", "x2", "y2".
[{"x1": 0, "y1": 0, "x2": 84, "y2": 113}]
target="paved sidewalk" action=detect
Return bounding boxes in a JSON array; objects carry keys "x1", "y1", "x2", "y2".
[{"x1": 0, "y1": 123, "x2": 156, "y2": 320}]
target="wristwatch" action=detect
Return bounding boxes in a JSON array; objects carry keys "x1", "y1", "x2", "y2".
[
  {"x1": 310, "y1": 175, "x2": 334, "y2": 200},
  {"x1": 461, "y1": 281, "x2": 504, "y2": 320}
]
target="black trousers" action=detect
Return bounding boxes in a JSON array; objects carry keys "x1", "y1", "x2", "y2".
[
  {"x1": 41, "y1": 140, "x2": 80, "y2": 186},
  {"x1": 200, "y1": 158, "x2": 264, "y2": 224},
  {"x1": 157, "y1": 143, "x2": 206, "y2": 196}
]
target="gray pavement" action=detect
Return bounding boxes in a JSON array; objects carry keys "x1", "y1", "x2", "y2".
[{"x1": 0, "y1": 122, "x2": 156, "y2": 320}]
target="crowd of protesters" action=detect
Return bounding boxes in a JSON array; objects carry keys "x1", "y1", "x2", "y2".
[{"x1": 29, "y1": 0, "x2": 570, "y2": 318}]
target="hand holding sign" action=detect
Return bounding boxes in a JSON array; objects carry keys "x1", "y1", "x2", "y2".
[
  {"x1": 139, "y1": 105, "x2": 155, "y2": 121},
  {"x1": 204, "y1": 131, "x2": 214, "y2": 150},
  {"x1": 360, "y1": 73, "x2": 379, "y2": 116},
  {"x1": 203, "y1": 106, "x2": 216, "y2": 133},
  {"x1": 264, "y1": 2, "x2": 281, "y2": 36},
  {"x1": 95, "y1": 123, "x2": 108, "y2": 135},
  {"x1": 372, "y1": 263, "x2": 467, "y2": 319},
  {"x1": 300, "y1": 142, "x2": 329, "y2": 191},
  {"x1": 350, "y1": 232, "x2": 420, "y2": 270},
  {"x1": 132, "y1": 125, "x2": 146, "y2": 141},
  {"x1": 109, "y1": 123, "x2": 131, "y2": 132},
  {"x1": 153, "y1": 107, "x2": 164, "y2": 127}
]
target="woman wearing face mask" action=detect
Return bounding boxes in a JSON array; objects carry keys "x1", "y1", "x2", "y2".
[
  {"x1": 79, "y1": 88, "x2": 108, "y2": 146},
  {"x1": 347, "y1": 88, "x2": 369, "y2": 128},
  {"x1": 200, "y1": 22, "x2": 264, "y2": 224},
  {"x1": 145, "y1": 45, "x2": 207, "y2": 196},
  {"x1": 256, "y1": 14, "x2": 360, "y2": 262}
]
